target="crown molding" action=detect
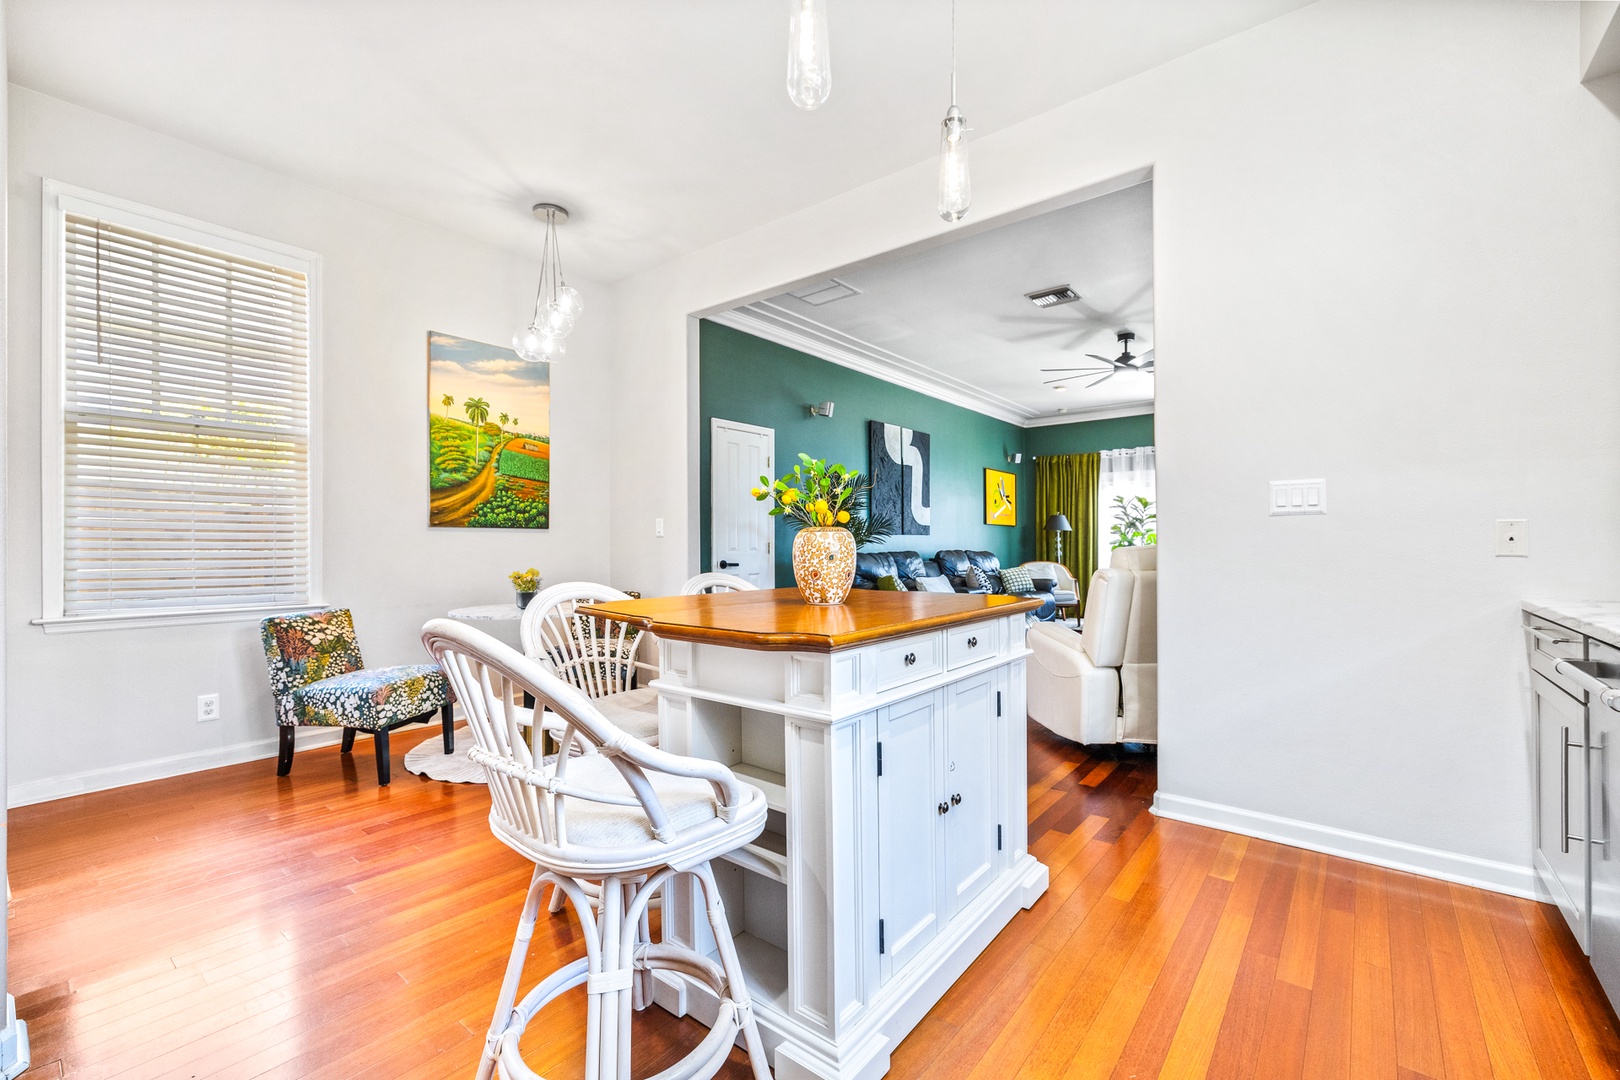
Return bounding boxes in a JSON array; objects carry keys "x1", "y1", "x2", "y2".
[
  {"x1": 1022, "y1": 401, "x2": 1156, "y2": 426},
  {"x1": 708, "y1": 303, "x2": 1152, "y2": 429}
]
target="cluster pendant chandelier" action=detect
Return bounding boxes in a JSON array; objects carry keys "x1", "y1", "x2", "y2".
[
  {"x1": 784, "y1": 0, "x2": 970, "y2": 223},
  {"x1": 512, "y1": 203, "x2": 582, "y2": 364}
]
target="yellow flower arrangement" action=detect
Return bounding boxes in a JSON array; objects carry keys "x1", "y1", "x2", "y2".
[{"x1": 752, "y1": 454, "x2": 894, "y2": 548}]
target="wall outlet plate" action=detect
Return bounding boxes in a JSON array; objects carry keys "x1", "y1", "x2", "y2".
[
  {"x1": 1496, "y1": 519, "x2": 1528, "y2": 557},
  {"x1": 1270, "y1": 479, "x2": 1327, "y2": 516},
  {"x1": 197, "y1": 693, "x2": 220, "y2": 722}
]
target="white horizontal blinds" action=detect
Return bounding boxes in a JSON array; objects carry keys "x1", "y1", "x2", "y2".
[{"x1": 61, "y1": 213, "x2": 311, "y2": 614}]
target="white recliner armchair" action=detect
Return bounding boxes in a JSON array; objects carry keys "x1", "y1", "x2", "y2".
[{"x1": 1025, "y1": 545, "x2": 1157, "y2": 745}]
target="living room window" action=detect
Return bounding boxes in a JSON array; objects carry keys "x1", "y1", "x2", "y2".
[
  {"x1": 1097, "y1": 446, "x2": 1156, "y2": 570},
  {"x1": 38, "y1": 183, "x2": 321, "y2": 630}
]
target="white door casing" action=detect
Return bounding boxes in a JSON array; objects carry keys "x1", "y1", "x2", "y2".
[{"x1": 710, "y1": 418, "x2": 775, "y2": 587}]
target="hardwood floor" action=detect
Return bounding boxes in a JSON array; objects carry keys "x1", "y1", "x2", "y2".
[{"x1": 10, "y1": 722, "x2": 1620, "y2": 1079}]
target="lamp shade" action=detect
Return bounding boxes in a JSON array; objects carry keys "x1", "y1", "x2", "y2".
[{"x1": 1045, "y1": 513, "x2": 1073, "y2": 533}]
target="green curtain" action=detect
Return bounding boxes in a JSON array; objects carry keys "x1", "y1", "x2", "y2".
[{"x1": 1034, "y1": 453, "x2": 1100, "y2": 613}]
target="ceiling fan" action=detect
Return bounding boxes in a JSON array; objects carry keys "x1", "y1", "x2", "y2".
[{"x1": 1042, "y1": 329, "x2": 1154, "y2": 389}]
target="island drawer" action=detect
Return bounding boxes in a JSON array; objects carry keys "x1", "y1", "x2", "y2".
[
  {"x1": 874, "y1": 631, "x2": 943, "y2": 691},
  {"x1": 946, "y1": 622, "x2": 999, "y2": 669}
]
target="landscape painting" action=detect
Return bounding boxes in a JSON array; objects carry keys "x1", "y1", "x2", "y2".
[{"x1": 428, "y1": 331, "x2": 550, "y2": 529}]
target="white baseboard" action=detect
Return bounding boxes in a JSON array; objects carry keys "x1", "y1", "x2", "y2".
[
  {"x1": 8, "y1": 727, "x2": 350, "y2": 808},
  {"x1": 1152, "y1": 791, "x2": 1536, "y2": 899}
]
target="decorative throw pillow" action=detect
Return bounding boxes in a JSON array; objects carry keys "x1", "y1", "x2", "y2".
[
  {"x1": 915, "y1": 575, "x2": 955, "y2": 594},
  {"x1": 999, "y1": 565, "x2": 1036, "y2": 595},
  {"x1": 876, "y1": 574, "x2": 904, "y2": 592},
  {"x1": 967, "y1": 565, "x2": 996, "y2": 592}
]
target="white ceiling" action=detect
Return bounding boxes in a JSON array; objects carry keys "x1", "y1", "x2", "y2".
[
  {"x1": 7, "y1": 0, "x2": 1313, "y2": 283},
  {"x1": 723, "y1": 181, "x2": 1154, "y2": 424}
]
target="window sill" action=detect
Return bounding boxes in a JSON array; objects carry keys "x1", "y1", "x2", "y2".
[{"x1": 32, "y1": 603, "x2": 327, "y2": 635}]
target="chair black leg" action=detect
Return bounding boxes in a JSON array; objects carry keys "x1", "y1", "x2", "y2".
[
  {"x1": 441, "y1": 703, "x2": 454, "y2": 754},
  {"x1": 276, "y1": 726, "x2": 296, "y2": 776},
  {"x1": 341, "y1": 728, "x2": 356, "y2": 754},
  {"x1": 374, "y1": 727, "x2": 391, "y2": 786}
]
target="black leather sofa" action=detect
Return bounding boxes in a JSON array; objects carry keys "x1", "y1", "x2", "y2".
[{"x1": 853, "y1": 548, "x2": 1058, "y2": 620}]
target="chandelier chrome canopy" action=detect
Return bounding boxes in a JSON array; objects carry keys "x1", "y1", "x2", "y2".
[{"x1": 512, "y1": 202, "x2": 582, "y2": 364}]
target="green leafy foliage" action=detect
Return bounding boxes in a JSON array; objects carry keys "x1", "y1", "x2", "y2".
[
  {"x1": 467, "y1": 478, "x2": 548, "y2": 529},
  {"x1": 428, "y1": 414, "x2": 494, "y2": 489},
  {"x1": 498, "y1": 447, "x2": 550, "y2": 482},
  {"x1": 1109, "y1": 495, "x2": 1157, "y2": 548}
]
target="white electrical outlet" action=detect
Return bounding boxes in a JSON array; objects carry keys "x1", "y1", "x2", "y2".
[
  {"x1": 1496, "y1": 519, "x2": 1528, "y2": 557},
  {"x1": 197, "y1": 693, "x2": 220, "y2": 722},
  {"x1": 655, "y1": 517, "x2": 665, "y2": 538}
]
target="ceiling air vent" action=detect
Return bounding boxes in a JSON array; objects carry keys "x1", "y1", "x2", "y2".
[
  {"x1": 790, "y1": 278, "x2": 862, "y2": 306},
  {"x1": 1025, "y1": 284, "x2": 1080, "y2": 308}
]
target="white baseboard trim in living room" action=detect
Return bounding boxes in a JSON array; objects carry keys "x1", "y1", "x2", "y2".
[
  {"x1": 9, "y1": 727, "x2": 352, "y2": 808},
  {"x1": 1152, "y1": 791, "x2": 1536, "y2": 900}
]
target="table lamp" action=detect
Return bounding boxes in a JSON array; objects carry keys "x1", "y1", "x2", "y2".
[{"x1": 1045, "y1": 513, "x2": 1073, "y2": 563}]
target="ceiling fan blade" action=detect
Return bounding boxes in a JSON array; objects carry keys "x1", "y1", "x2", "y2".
[
  {"x1": 1084, "y1": 371, "x2": 1116, "y2": 389},
  {"x1": 1129, "y1": 348, "x2": 1154, "y2": 367},
  {"x1": 1044, "y1": 372, "x2": 1110, "y2": 384},
  {"x1": 1084, "y1": 354, "x2": 1115, "y2": 363}
]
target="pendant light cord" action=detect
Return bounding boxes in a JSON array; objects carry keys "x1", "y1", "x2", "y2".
[{"x1": 950, "y1": 0, "x2": 957, "y2": 107}]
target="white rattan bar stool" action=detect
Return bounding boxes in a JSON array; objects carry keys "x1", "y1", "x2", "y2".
[{"x1": 422, "y1": 619, "x2": 772, "y2": 1080}]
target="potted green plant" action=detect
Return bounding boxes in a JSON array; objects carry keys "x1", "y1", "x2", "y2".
[
  {"x1": 753, "y1": 456, "x2": 893, "y2": 605},
  {"x1": 509, "y1": 567, "x2": 542, "y2": 609},
  {"x1": 1109, "y1": 496, "x2": 1157, "y2": 548}
]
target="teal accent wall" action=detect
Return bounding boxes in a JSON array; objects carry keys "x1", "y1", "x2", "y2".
[
  {"x1": 700, "y1": 320, "x2": 1031, "y2": 584},
  {"x1": 1024, "y1": 413, "x2": 1155, "y2": 457}
]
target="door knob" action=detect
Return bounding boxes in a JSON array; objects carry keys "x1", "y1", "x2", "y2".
[
  {"x1": 951, "y1": 793, "x2": 962, "y2": 806},
  {"x1": 718, "y1": 560, "x2": 738, "y2": 568},
  {"x1": 938, "y1": 802, "x2": 950, "y2": 815}
]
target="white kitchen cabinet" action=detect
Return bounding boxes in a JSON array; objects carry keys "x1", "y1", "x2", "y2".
[
  {"x1": 941, "y1": 671, "x2": 1001, "y2": 918},
  {"x1": 876, "y1": 694, "x2": 942, "y2": 981},
  {"x1": 1533, "y1": 669, "x2": 1590, "y2": 949}
]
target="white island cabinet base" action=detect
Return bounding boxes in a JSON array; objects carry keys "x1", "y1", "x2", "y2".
[{"x1": 644, "y1": 610, "x2": 1049, "y2": 1080}]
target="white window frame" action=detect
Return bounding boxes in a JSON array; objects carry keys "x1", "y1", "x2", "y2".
[{"x1": 36, "y1": 180, "x2": 324, "y2": 633}]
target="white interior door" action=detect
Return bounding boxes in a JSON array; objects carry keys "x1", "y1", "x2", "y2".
[{"x1": 710, "y1": 418, "x2": 775, "y2": 587}]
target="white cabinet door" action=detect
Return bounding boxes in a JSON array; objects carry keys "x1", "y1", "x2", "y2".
[
  {"x1": 1536, "y1": 673, "x2": 1590, "y2": 950},
  {"x1": 877, "y1": 694, "x2": 942, "y2": 982},
  {"x1": 942, "y1": 673, "x2": 999, "y2": 916},
  {"x1": 1591, "y1": 696, "x2": 1620, "y2": 998}
]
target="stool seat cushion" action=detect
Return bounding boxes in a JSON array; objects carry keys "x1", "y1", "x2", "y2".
[
  {"x1": 283, "y1": 663, "x2": 453, "y2": 730},
  {"x1": 558, "y1": 755, "x2": 720, "y2": 848},
  {"x1": 537, "y1": 686, "x2": 661, "y2": 744}
]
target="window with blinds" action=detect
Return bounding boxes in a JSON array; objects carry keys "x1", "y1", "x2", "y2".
[{"x1": 58, "y1": 210, "x2": 313, "y2": 617}]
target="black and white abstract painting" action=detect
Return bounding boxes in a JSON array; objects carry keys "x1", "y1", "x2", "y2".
[{"x1": 868, "y1": 420, "x2": 931, "y2": 535}]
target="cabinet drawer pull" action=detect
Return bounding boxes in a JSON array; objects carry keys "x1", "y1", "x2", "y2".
[
  {"x1": 938, "y1": 801, "x2": 950, "y2": 815},
  {"x1": 1533, "y1": 627, "x2": 1580, "y2": 648},
  {"x1": 904, "y1": 652, "x2": 917, "y2": 666},
  {"x1": 966, "y1": 636, "x2": 978, "y2": 648},
  {"x1": 951, "y1": 793, "x2": 962, "y2": 806}
]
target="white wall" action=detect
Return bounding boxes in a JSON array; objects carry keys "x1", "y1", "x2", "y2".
[
  {"x1": 610, "y1": 0, "x2": 1620, "y2": 890},
  {"x1": 6, "y1": 88, "x2": 617, "y2": 802}
]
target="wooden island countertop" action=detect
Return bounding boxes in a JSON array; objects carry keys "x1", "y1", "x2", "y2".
[{"x1": 579, "y1": 587, "x2": 1041, "y2": 652}]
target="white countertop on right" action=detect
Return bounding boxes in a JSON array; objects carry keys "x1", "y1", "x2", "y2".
[{"x1": 1523, "y1": 599, "x2": 1620, "y2": 644}]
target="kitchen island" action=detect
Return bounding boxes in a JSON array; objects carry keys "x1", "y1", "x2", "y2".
[{"x1": 581, "y1": 588, "x2": 1050, "y2": 1080}]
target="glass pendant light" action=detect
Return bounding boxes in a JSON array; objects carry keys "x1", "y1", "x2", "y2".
[
  {"x1": 512, "y1": 203, "x2": 578, "y2": 364},
  {"x1": 937, "y1": 0, "x2": 970, "y2": 222},
  {"x1": 786, "y1": 0, "x2": 831, "y2": 110}
]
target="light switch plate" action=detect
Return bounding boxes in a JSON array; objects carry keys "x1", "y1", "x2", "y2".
[
  {"x1": 654, "y1": 517, "x2": 665, "y2": 538},
  {"x1": 1270, "y1": 479, "x2": 1327, "y2": 516},
  {"x1": 1496, "y1": 519, "x2": 1528, "y2": 557}
]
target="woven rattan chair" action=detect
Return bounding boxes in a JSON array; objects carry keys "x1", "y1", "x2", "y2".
[{"x1": 421, "y1": 618, "x2": 772, "y2": 1080}]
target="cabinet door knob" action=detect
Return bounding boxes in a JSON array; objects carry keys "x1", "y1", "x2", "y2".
[
  {"x1": 966, "y1": 637, "x2": 978, "y2": 648},
  {"x1": 904, "y1": 652, "x2": 917, "y2": 666},
  {"x1": 951, "y1": 793, "x2": 962, "y2": 806},
  {"x1": 938, "y1": 802, "x2": 950, "y2": 815}
]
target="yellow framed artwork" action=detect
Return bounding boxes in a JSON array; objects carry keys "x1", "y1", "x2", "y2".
[{"x1": 984, "y1": 468, "x2": 1017, "y2": 526}]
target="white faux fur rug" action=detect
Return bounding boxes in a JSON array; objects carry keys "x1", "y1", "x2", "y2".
[{"x1": 403, "y1": 725, "x2": 485, "y2": 784}]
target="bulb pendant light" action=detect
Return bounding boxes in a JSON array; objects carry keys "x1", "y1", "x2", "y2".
[
  {"x1": 937, "y1": 0, "x2": 970, "y2": 222},
  {"x1": 787, "y1": 0, "x2": 832, "y2": 109},
  {"x1": 512, "y1": 203, "x2": 582, "y2": 364}
]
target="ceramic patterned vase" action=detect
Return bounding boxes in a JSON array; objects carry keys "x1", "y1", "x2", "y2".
[{"x1": 792, "y1": 526, "x2": 857, "y2": 605}]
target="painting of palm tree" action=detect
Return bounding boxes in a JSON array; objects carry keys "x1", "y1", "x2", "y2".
[{"x1": 428, "y1": 331, "x2": 550, "y2": 529}]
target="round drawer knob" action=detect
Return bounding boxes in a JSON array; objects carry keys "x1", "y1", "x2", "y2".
[
  {"x1": 904, "y1": 652, "x2": 917, "y2": 666},
  {"x1": 967, "y1": 636, "x2": 978, "y2": 648}
]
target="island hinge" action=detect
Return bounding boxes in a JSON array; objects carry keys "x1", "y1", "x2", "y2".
[
  {"x1": 997, "y1": 824, "x2": 1003, "y2": 851},
  {"x1": 877, "y1": 741, "x2": 883, "y2": 777},
  {"x1": 996, "y1": 691, "x2": 1002, "y2": 717},
  {"x1": 878, "y1": 919, "x2": 886, "y2": 955}
]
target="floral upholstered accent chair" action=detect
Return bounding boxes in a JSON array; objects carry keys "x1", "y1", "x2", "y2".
[{"x1": 260, "y1": 608, "x2": 455, "y2": 786}]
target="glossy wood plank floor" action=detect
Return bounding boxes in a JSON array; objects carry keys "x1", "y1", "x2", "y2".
[{"x1": 11, "y1": 722, "x2": 1620, "y2": 1079}]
